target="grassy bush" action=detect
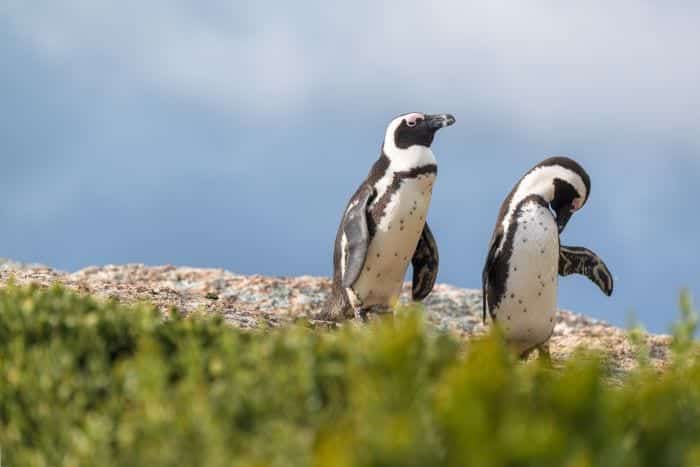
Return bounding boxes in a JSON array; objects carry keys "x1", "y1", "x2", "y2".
[{"x1": 0, "y1": 283, "x2": 699, "y2": 466}]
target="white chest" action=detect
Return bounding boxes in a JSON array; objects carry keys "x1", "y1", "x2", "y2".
[
  {"x1": 494, "y1": 201, "x2": 560, "y2": 353},
  {"x1": 349, "y1": 173, "x2": 435, "y2": 308}
]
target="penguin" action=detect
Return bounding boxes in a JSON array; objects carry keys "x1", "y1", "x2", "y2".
[
  {"x1": 322, "y1": 112, "x2": 456, "y2": 321},
  {"x1": 482, "y1": 156, "x2": 614, "y2": 359}
]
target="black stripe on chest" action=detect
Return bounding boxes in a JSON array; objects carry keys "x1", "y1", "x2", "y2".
[
  {"x1": 367, "y1": 161, "x2": 437, "y2": 237},
  {"x1": 487, "y1": 194, "x2": 551, "y2": 312}
]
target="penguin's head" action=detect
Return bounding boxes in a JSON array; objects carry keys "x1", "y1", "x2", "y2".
[
  {"x1": 540, "y1": 157, "x2": 591, "y2": 233},
  {"x1": 383, "y1": 112, "x2": 456, "y2": 153}
]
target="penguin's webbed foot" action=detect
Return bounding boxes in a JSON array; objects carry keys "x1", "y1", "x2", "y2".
[
  {"x1": 354, "y1": 306, "x2": 394, "y2": 324},
  {"x1": 354, "y1": 307, "x2": 370, "y2": 322},
  {"x1": 537, "y1": 342, "x2": 553, "y2": 367},
  {"x1": 518, "y1": 341, "x2": 552, "y2": 366}
]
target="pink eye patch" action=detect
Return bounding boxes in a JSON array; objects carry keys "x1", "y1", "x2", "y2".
[{"x1": 404, "y1": 113, "x2": 424, "y2": 127}]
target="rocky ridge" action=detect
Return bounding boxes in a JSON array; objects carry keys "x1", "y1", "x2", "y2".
[{"x1": 0, "y1": 260, "x2": 671, "y2": 375}]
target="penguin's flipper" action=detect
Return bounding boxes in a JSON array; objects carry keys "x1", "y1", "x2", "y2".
[
  {"x1": 340, "y1": 185, "x2": 374, "y2": 288},
  {"x1": 412, "y1": 222, "x2": 439, "y2": 301},
  {"x1": 559, "y1": 245, "x2": 614, "y2": 296},
  {"x1": 482, "y1": 229, "x2": 503, "y2": 324}
]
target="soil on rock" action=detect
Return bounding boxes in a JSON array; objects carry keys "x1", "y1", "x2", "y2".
[{"x1": 0, "y1": 261, "x2": 670, "y2": 375}]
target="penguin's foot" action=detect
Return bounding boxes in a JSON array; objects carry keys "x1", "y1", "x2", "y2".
[
  {"x1": 518, "y1": 341, "x2": 552, "y2": 365},
  {"x1": 354, "y1": 307, "x2": 370, "y2": 322},
  {"x1": 354, "y1": 306, "x2": 393, "y2": 324},
  {"x1": 537, "y1": 342, "x2": 552, "y2": 366},
  {"x1": 519, "y1": 346, "x2": 536, "y2": 361}
]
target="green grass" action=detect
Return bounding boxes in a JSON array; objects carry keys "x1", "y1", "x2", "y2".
[{"x1": 0, "y1": 283, "x2": 699, "y2": 466}]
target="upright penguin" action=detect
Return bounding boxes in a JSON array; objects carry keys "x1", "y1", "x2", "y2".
[
  {"x1": 323, "y1": 112, "x2": 456, "y2": 320},
  {"x1": 482, "y1": 157, "x2": 613, "y2": 358}
]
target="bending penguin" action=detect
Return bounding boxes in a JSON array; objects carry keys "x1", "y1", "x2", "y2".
[
  {"x1": 482, "y1": 157, "x2": 613, "y2": 359},
  {"x1": 323, "y1": 112, "x2": 456, "y2": 321}
]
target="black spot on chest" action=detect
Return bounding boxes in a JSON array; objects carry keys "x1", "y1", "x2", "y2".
[{"x1": 367, "y1": 163, "x2": 437, "y2": 236}]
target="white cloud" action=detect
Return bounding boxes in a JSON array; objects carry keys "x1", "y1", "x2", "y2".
[
  {"x1": 3, "y1": 0, "x2": 700, "y2": 142},
  {"x1": 2, "y1": 1, "x2": 313, "y2": 112}
]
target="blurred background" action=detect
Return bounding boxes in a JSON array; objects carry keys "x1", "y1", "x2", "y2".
[{"x1": 1, "y1": 2, "x2": 698, "y2": 333}]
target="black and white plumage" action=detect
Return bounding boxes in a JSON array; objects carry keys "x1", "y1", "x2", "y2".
[
  {"x1": 482, "y1": 157, "x2": 613, "y2": 357},
  {"x1": 323, "y1": 112, "x2": 455, "y2": 320}
]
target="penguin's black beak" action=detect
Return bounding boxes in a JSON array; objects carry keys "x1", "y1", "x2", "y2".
[
  {"x1": 554, "y1": 205, "x2": 574, "y2": 234},
  {"x1": 424, "y1": 114, "x2": 456, "y2": 130}
]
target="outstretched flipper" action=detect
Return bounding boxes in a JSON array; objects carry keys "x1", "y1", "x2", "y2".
[
  {"x1": 559, "y1": 245, "x2": 614, "y2": 296},
  {"x1": 339, "y1": 185, "x2": 374, "y2": 288},
  {"x1": 412, "y1": 223, "x2": 439, "y2": 301}
]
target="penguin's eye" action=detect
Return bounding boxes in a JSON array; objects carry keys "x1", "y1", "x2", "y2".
[{"x1": 406, "y1": 119, "x2": 417, "y2": 127}]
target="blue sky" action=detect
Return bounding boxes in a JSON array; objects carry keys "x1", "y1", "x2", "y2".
[{"x1": 1, "y1": 2, "x2": 699, "y2": 333}]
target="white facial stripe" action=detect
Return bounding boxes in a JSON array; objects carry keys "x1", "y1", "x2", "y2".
[
  {"x1": 500, "y1": 164, "x2": 587, "y2": 236},
  {"x1": 375, "y1": 114, "x2": 437, "y2": 202},
  {"x1": 382, "y1": 114, "x2": 436, "y2": 164},
  {"x1": 404, "y1": 113, "x2": 424, "y2": 126},
  {"x1": 382, "y1": 113, "x2": 424, "y2": 155}
]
